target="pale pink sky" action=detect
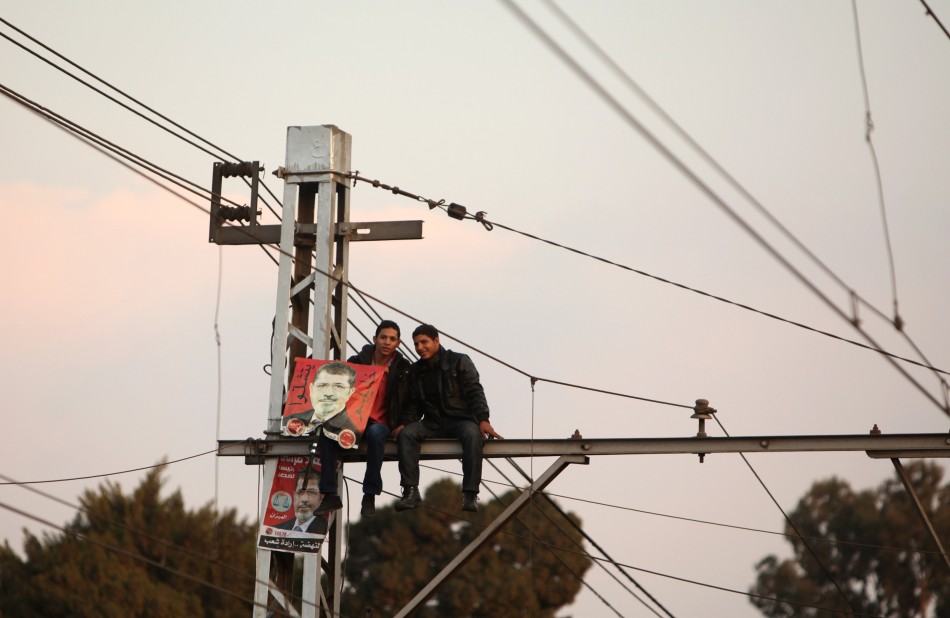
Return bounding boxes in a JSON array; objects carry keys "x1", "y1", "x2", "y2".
[{"x1": 2, "y1": 3, "x2": 949, "y2": 616}]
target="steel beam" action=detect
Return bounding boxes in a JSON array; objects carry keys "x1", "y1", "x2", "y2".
[
  {"x1": 393, "y1": 455, "x2": 588, "y2": 618},
  {"x1": 891, "y1": 458, "x2": 950, "y2": 573},
  {"x1": 220, "y1": 433, "x2": 950, "y2": 460},
  {"x1": 336, "y1": 220, "x2": 424, "y2": 241}
]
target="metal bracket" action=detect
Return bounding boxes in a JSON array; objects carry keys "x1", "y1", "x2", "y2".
[
  {"x1": 336, "y1": 220, "x2": 423, "y2": 241},
  {"x1": 208, "y1": 160, "x2": 279, "y2": 245}
]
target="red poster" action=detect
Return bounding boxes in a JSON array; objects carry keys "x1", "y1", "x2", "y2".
[
  {"x1": 280, "y1": 359, "x2": 384, "y2": 448},
  {"x1": 257, "y1": 456, "x2": 329, "y2": 554}
]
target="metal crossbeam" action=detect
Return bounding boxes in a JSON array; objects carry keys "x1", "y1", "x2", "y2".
[
  {"x1": 393, "y1": 455, "x2": 589, "y2": 617},
  {"x1": 219, "y1": 432, "x2": 950, "y2": 461}
]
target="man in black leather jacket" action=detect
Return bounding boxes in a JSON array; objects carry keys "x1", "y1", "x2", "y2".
[{"x1": 392, "y1": 324, "x2": 503, "y2": 513}]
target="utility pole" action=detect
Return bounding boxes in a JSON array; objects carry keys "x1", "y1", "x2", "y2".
[{"x1": 209, "y1": 125, "x2": 421, "y2": 617}]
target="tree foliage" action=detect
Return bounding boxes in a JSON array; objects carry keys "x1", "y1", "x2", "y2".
[
  {"x1": 341, "y1": 478, "x2": 592, "y2": 617},
  {"x1": 0, "y1": 466, "x2": 258, "y2": 618},
  {"x1": 750, "y1": 461, "x2": 950, "y2": 617}
]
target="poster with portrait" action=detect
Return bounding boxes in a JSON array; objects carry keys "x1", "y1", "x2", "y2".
[
  {"x1": 257, "y1": 456, "x2": 330, "y2": 554},
  {"x1": 280, "y1": 359, "x2": 385, "y2": 448}
]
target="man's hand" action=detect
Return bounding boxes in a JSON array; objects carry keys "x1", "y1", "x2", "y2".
[
  {"x1": 479, "y1": 420, "x2": 504, "y2": 440},
  {"x1": 391, "y1": 424, "x2": 405, "y2": 440}
]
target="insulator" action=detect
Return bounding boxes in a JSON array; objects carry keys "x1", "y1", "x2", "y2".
[
  {"x1": 447, "y1": 203, "x2": 467, "y2": 220},
  {"x1": 218, "y1": 205, "x2": 253, "y2": 222},
  {"x1": 219, "y1": 161, "x2": 258, "y2": 178}
]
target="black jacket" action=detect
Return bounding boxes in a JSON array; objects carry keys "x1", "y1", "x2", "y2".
[
  {"x1": 399, "y1": 348, "x2": 490, "y2": 426},
  {"x1": 347, "y1": 345, "x2": 411, "y2": 430}
]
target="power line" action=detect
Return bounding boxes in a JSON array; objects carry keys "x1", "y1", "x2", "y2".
[
  {"x1": 0, "y1": 19, "x2": 232, "y2": 162},
  {"x1": 0, "y1": 498, "x2": 273, "y2": 615},
  {"x1": 492, "y1": 0, "x2": 950, "y2": 416},
  {"x1": 0, "y1": 17, "x2": 285, "y2": 221},
  {"x1": 850, "y1": 0, "x2": 901, "y2": 329},
  {"x1": 12, "y1": 47, "x2": 939, "y2": 433},
  {"x1": 4, "y1": 80, "x2": 687, "y2": 418},
  {"x1": 359, "y1": 471, "x2": 886, "y2": 618},
  {"x1": 0, "y1": 450, "x2": 215, "y2": 486},
  {"x1": 1, "y1": 469, "x2": 344, "y2": 616},
  {"x1": 536, "y1": 0, "x2": 945, "y2": 388},
  {"x1": 10, "y1": 40, "x2": 945, "y2": 421},
  {"x1": 476, "y1": 468, "x2": 630, "y2": 618},
  {"x1": 0, "y1": 82, "x2": 250, "y2": 214},
  {"x1": 919, "y1": 0, "x2": 950, "y2": 40},
  {"x1": 425, "y1": 463, "x2": 947, "y2": 560},
  {"x1": 351, "y1": 172, "x2": 950, "y2": 384},
  {"x1": 0, "y1": 470, "x2": 258, "y2": 586},
  {"x1": 537, "y1": 0, "x2": 949, "y2": 406},
  {"x1": 486, "y1": 459, "x2": 671, "y2": 617},
  {"x1": 712, "y1": 416, "x2": 856, "y2": 614},
  {"x1": 0, "y1": 80, "x2": 282, "y2": 263},
  {"x1": 542, "y1": 489, "x2": 947, "y2": 558},
  {"x1": 521, "y1": 535, "x2": 886, "y2": 618}
]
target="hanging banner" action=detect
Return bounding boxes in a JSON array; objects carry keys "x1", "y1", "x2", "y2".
[
  {"x1": 257, "y1": 456, "x2": 330, "y2": 554},
  {"x1": 280, "y1": 359, "x2": 384, "y2": 448}
]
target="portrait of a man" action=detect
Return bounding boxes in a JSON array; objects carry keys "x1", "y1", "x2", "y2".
[{"x1": 281, "y1": 361, "x2": 356, "y2": 436}]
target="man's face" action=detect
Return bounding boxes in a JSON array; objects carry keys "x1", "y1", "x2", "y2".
[
  {"x1": 413, "y1": 334, "x2": 440, "y2": 361},
  {"x1": 373, "y1": 327, "x2": 400, "y2": 359},
  {"x1": 293, "y1": 476, "x2": 321, "y2": 521},
  {"x1": 309, "y1": 370, "x2": 355, "y2": 420}
]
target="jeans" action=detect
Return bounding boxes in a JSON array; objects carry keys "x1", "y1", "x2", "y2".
[
  {"x1": 319, "y1": 421, "x2": 391, "y2": 495},
  {"x1": 397, "y1": 418, "x2": 483, "y2": 493}
]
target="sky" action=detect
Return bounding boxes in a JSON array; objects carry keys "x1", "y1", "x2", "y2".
[{"x1": 2, "y1": 1, "x2": 950, "y2": 616}]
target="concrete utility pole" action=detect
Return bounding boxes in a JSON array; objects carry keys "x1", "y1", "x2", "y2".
[
  {"x1": 209, "y1": 125, "x2": 421, "y2": 617},
  {"x1": 257, "y1": 125, "x2": 353, "y2": 618}
]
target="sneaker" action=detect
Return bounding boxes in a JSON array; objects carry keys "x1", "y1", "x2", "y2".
[
  {"x1": 314, "y1": 493, "x2": 343, "y2": 515},
  {"x1": 462, "y1": 492, "x2": 478, "y2": 513},
  {"x1": 361, "y1": 494, "x2": 376, "y2": 517},
  {"x1": 394, "y1": 486, "x2": 421, "y2": 512}
]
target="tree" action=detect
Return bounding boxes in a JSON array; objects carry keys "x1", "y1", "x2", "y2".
[
  {"x1": 0, "y1": 466, "x2": 258, "y2": 618},
  {"x1": 341, "y1": 478, "x2": 593, "y2": 617},
  {"x1": 750, "y1": 461, "x2": 950, "y2": 617}
]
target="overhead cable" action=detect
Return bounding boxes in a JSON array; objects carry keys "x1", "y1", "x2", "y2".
[
  {"x1": 0, "y1": 499, "x2": 270, "y2": 615},
  {"x1": 0, "y1": 17, "x2": 284, "y2": 220},
  {"x1": 0, "y1": 83, "x2": 249, "y2": 214},
  {"x1": 538, "y1": 0, "x2": 948, "y2": 404},
  {"x1": 495, "y1": 1, "x2": 950, "y2": 415},
  {"x1": 426, "y1": 463, "x2": 946, "y2": 558},
  {"x1": 0, "y1": 450, "x2": 216, "y2": 486},
  {"x1": 713, "y1": 416, "x2": 856, "y2": 613},
  {"x1": 486, "y1": 459, "x2": 671, "y2": 617},
  {"x1": 0, "y1": 78, "x2": 808, "y2": 418},
  {"x1": 542, "y1": 488, "x2": 947, "y2": 558},
  {"x1": 919, "y1": 0, "x2": 950, "y2": 40},
  {"x1": 0, "y1": 81, "x2": 281, "y2": 262},
  {"x1": 476, "y1": 467, "x2": 631, "y2": 618},
  {"x1": 501, "y1": 458, "x2": 676, "y2": 617},
  {"x1": 0, "y1": 471, "x2": 267, "y2": 593},
  {"x1": 0, "y1": 20, "x2": 232, "y2": 162},
  {"x1": 850, "y1": 1, "x2": 901, "y2": 328},
  {"x1": 365, "y1": 470, "x2": 885, "y2": 618},
  {"x1": 350, "y1": 172, "x2": 950, "y2": 383}
]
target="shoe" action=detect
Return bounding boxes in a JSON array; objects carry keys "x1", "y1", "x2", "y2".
[
  {"x1": 361, "y1": 494, "x2": 376, "y2": 517},
  {"x1": 394, "y1": 486, "x2": 421, "y2": 511},
  {"x1": 314, "y1": 493, "x2": 343, "y2": 515},
  {"x1": 462, "y1": 492, "x2": 478, "y2": 513}
]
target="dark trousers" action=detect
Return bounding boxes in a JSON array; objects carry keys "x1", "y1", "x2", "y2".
[
  {"x1": 397, "y1": 418, "x2": 483, "y2": 494},
  {"x1": 319, "y1": 421, "x2": 391, "y2": 495}
]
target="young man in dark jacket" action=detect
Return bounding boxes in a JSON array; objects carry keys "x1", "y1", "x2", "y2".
[
  {"x1": 315, "y1": 320, "x2": 410, "y2": 517},
  {"x1": 392, "y1": 324, "x2": 503, "y2": 513}
]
